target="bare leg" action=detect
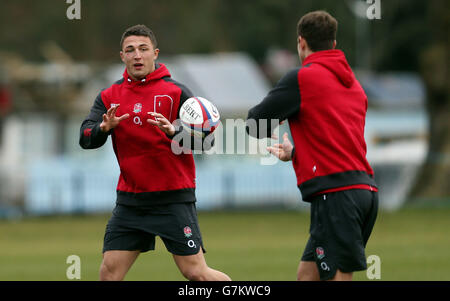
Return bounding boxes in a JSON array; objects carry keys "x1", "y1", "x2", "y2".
[
  {"x1": 328, "y1": 270, "x2": 353, "y2": 281},
  {"x1": 297, "y1": 260, "x2": 353, "y2": 281},
  {"x1": 297, "y1": 261, "x2": 320, "y2": 281},
  {"x1": 173, "y1": 249, "x2": 231, "y2": 281},
  {"x1": 99, "y1": 250, "x2": 140, "y2": 281}
]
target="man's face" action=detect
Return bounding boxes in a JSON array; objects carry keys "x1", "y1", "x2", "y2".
[{"x1": 120, "y1": 35, "x2": 159, "y2": 81}]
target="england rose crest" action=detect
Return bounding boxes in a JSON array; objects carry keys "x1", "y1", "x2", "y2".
[
  {"x1": 316, "y1": 247, "x2": 325, "y2": 260},
  {"x1": 133, "y1": 103, "x2": 142, "y2": 113},
  {"x1": 183, "y1": 226, "x2": 192, "y2": 238}
]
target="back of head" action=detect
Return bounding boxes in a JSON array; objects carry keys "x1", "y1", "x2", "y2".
[{"x1": 297, "y1": 11, "x2": 338, "y2": 52}]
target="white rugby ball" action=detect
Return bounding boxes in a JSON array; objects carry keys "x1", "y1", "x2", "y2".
[{"x1": 180, "y1": 97, "x2": 220, "y2": 138}]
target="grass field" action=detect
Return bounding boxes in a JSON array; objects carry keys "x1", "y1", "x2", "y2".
[{"x1": 0, "y1": 207, "x2": 449, "y2": 281}]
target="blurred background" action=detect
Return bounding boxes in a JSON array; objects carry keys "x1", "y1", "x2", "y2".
[{"x1": 0, "y1": 0, "x2": 448, "y2": 280}]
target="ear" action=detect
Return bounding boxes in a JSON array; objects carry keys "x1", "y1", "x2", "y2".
[
  {"x1": 332, "y1": 40, "x2": 337, "y2": 49},
  {"x1": 119, "y1": 51, "x2": 125, "y2": 63},
  {"x1": 299, "y1": 36, "x2": 307, "y2": 50},
  {"x1": 154, "y1": 48, "x2": 160, "y2": 60}
]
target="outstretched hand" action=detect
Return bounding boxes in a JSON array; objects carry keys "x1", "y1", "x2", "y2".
[
  {"x1": 147, "y1": 112, "x2": 176, "y2": 136},
  {"x1": 267, "y1": 132, "x2": 294, "y2": 162},
  {"x1": 100, "y1": 104, "x2": 130, "y2": 132}
]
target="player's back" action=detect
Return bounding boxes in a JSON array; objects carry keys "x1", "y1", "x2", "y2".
[{"x1": 288, "y1": 49, "x2": 375, "y2": 198}]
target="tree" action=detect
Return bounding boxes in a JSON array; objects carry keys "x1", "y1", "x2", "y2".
[{"x1": 409, "y1": 0, "x2": 450, "y2": 202}]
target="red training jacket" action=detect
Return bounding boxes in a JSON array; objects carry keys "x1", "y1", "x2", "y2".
[
  {"x1": 247, "y1": 50, "x2": 376, "y2": 200},
  {"x1": 80, "y1": 63, "x2": 201, "y2": 206}
]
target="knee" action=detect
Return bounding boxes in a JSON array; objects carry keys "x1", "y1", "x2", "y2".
[
  {"x1": 99, "y1": 260, "x2": 124, "y2": 281},
  {"x1": 181, "y1": 266, "x2": 208, "y2": 281}
]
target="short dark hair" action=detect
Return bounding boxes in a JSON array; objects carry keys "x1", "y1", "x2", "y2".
[
  {"x1": 297, "y1": 11, "x2": 337, "y2": 52},
  {"x1": 120, "y1": 24, "x2": 158, "y2": 50}
]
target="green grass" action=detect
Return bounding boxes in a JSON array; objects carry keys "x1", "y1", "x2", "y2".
[{"x1": 0, "y1": 207, "x2": 449, "y2": 281}]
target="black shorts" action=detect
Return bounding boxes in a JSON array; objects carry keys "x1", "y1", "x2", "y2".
[
  {"x1": 103, "y1": 202, "x2": 205, "y2": 256},
  {"x1": 301, "y1": 189, "x2": 378, "y2": 280}
]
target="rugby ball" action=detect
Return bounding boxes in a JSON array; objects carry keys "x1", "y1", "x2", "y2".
[{"x1": 180, "y1": 97, "x2": 220, "y2": 138}]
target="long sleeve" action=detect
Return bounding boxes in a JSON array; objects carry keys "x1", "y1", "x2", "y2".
[
  {"x1": 246, "y1": 67, "x2": 301, "y2": 138},
  {"x1": 79, "y1": 92, "x2": 110, "y2": 149}
]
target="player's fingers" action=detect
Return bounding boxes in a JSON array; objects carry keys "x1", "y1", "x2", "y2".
[
  {"x1": 148, "y1": 112, "x2": 162, "y2": 122},
  {"x1": 106, "y1": 106, "x2": 115, "y2": 117},
  {"x1": 146, "y1": 118, "x2": 159, "y2": 125},
  {"x1": 111, "y1": 106, "x2": 120, "y2": 118},
  {"x1": 162, "y1": 124, "x2": 176, "y2": 134},
  {"x1": 148, "y1": 112, "x2": 165, "y2": 119},
  {"x1": 267, "y1": 146, "x2": 281, "y2": 156},
  {"x1": 156, "y1": 117, "x2": 171, "y2": 126},
  {"x1": 282, "y1": 133, "x2": 293, "y2": 149},
  {"x1": 272, "y1": 150, "x2": 282, "y2": 159},
  {"x1": 271, "y1": 144, "x2": 282, "y2": 149},
  {"x1": 117, "y1": 113, "x2": 130, "y2": 121},
  {"x1": 102, "y1": 113, "x2": 108, "y2": 123}
]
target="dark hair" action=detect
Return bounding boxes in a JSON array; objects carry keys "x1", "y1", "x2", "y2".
[
  {"x1": 120, "y1": 24, "x2": 158, "y2": 50},
  {"x1": 297, "y1": 11, "x2": 337, "y2": 52}
]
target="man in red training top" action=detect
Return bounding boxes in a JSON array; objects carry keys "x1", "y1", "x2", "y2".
[
  {"x1": 80, "y1": 24, "x2": 230, "y2": 281},
  {"x1": 247, "y1": 11, "x2": 378, "y2": 281}
]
